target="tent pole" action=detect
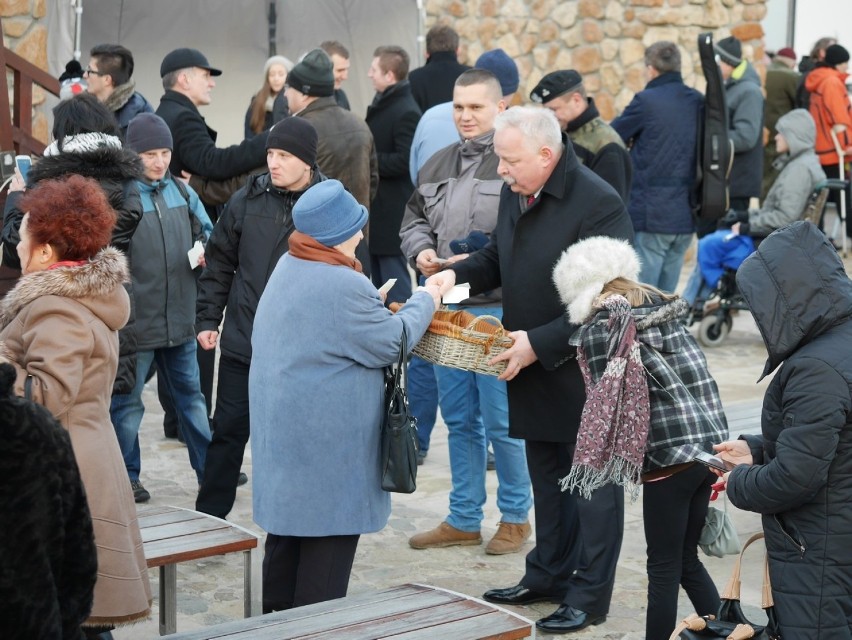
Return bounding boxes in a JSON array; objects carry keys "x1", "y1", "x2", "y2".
[
  {"x1": 74, "y1": 0, "x2": 83, "y2": 60},
  {"x1": 268, "y1": 2, "x2": 277, "y2": 57},
  {"x1": 415, "y1": 0, "x2": 425, "y2": 67}
]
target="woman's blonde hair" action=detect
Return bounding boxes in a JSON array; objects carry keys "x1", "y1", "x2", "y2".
[{"x1": 594, "y1": 277, "x2": 678, "y2": 309}]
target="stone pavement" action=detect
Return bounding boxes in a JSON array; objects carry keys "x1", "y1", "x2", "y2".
[{"x1": 115, "y1": 245, "x2": 850, "y2": 639}]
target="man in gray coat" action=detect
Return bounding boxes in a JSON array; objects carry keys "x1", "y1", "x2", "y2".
[
  {"x1": 401, "y1": 69, "x2": 532, "y2": 556},
  {"x1": 715, "y1": 36, "x2": 765, "y2": 213}
]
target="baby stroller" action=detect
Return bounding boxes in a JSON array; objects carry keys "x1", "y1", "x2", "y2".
[{"x1": 688, "y1": 179, "x2": 847, "y2": 347}]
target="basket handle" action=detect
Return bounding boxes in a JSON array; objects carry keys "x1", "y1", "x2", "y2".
[
  {"x1": 463, "y1": 314, "x2": 512, "y2": 356},
  {"x1": 720, "y1": 531, "x2": 773, "y2": 607}
]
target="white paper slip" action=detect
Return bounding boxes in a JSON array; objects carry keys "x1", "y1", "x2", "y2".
[
  {"x1": 442, "y1": 283, "x2": 471, "y2": 304},
  {"x1": 187, "y1": 240, "x2": 204, "y2": 269},
  {"x1": 431, "y1": 256, "x2": 449, "y2": 264},
  {"x1": 378, "y1": 278, "x2": 397, "y2": 295}
]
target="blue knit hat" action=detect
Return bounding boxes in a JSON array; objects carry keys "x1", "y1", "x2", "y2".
[
  {"x1": 475, "y1": 49, "x2": 519, "y2": 96},
  {"x1": 292, "y1": 180, "x2": 367, "y2": 246}
]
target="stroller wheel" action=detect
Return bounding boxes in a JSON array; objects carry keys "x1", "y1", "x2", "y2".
[{"x1": 698, "y1": 313, "x2": 733, "y2": 348}]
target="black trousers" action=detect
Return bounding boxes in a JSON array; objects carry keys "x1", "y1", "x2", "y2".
[
  {"x1": 196, "y1": 355, "x2": 249, "y2": 518},
  {"x1": 262, "y1": 533, "x2": 360, "y2": 612},
  {"x1": 643, "y1": 463, "x2": 720, "y2": 640},
  {"x1": 520, "y1": 440, "x2": 624, "y2": 617}
]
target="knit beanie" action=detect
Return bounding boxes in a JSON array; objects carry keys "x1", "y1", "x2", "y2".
[
  {"x1": 775, "y1": 47, "x2": 797, "y2": 63},
  {"x1": 292, "y1": 179, "x2": 368, "y2": 247},
  {"x1": 714, "y1": 36, "x2": 743, "y2": 67},
  {"x1": 286, "y1": 49, "x2": 334, "y2": 97},
  {"x1": 266, "y1": 117, "x2": 318, "y2": 166},
  {"x1": 824, "y1": 44, "x2": 850, "y2": 68},
  {"x1": 125, "y1": 113, "x2": 173, "y2": 153},
  {"x1": 475, "y1": 49, "x2": 519, "y2": 96},
  {"x1": 552, "y1": 236, "x2": 641, "y2": 324},
  {"x1": 264, "y1": 55, "x2": 294, "y2": 75}
]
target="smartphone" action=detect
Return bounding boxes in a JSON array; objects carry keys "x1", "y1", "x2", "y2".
[
  {"x1": 15, "y1": 155, "x2": 32, "y2": 183},
  {"x1": 694, "y1": 451, "x2": 734, "y2": 472}
]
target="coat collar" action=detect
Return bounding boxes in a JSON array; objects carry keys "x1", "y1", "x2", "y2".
[
  {"x1": 566, "y1": 97, "x2": 599, "y2": 133},
  {"x1": 646, "y1": 71, "x2": 684, "y2": 89},
  {"x1": 539, "y1": 134, "x2": 581, "y2": 202},
  {"x1": 0, "y1": 248, "x2": 129, "y2": 331},
  {"x1": 160, "y1": 89, "x2": 201, "y2": 116}
]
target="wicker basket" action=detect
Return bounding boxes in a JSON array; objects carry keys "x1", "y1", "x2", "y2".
[{"x1": 412, "y1": 308, "x2": 514, "y2": 376}]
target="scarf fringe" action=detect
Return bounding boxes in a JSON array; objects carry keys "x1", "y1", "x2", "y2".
[{"x1": 559, "y1": 456, "x2": 643, "y2": 502}]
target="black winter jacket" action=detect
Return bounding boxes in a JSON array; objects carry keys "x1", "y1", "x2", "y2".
[
  {"x1": 1, "y1": 146, "x2": 143, "y2": 395},
  {"x1": 366, "y1": 81, "x2": 421, "y2": 255},
  {"x1": 408, "y1": 51, "x2": 470, "y2": 112},
  {"x1": 156, "y1": 90, "x2": 268, "y2": 182},
  {"x1": 731, "y1": 221, "x2": 852, "y2": 639},
  {"x1": 451, "y1": 137, "x2": 634, "y2": 442},
  {"x1": 196, "y1": 171, "x2": 324, "y2": 364}
]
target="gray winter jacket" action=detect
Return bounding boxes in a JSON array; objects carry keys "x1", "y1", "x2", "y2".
[
  {"x1": 399, "y1": 131, "x2": 502, "y2": 305},
  {"x1": 130, "y1": 175, "x2": 209, "y2": 350},
  {"x1": 744, "y1": 109, "x2": 825, "y2": 236},
  {"x1": 725, "y1": 62, "x2": 765, "y2": 200}
]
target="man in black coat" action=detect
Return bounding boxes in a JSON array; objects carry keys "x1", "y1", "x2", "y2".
[
  {"x1": 155, "y1": 48, "x2": 268, "y2": 217},
  {"x1": 408, "y1": 25, "x2": 471, "y2": 111},
  {"x1": 426, "y1": 106, "x2": 634, "y2": 634},
  {"x1": 366, "y1": 45, "x2": 421, "y2": 303}
]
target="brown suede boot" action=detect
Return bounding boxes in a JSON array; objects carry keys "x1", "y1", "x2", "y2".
[
  {"x1": 408, "y1": 522, "x2": 482, "y2": 549},
  {"x1": 485, "y1": 521, "x2": 532, "y2": 555}
]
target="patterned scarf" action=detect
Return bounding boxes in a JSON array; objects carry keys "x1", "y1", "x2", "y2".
[
  {"x1": 559, "y1": 295, "x2": 651, "y2": 500},
  {"x1": 43, "y1": 132, "x2": 123, "y2": 157}
]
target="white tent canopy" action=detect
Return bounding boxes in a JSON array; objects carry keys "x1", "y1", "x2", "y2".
[{"x1": 48, "y1": 0, "x2": 422, "y2": 144}]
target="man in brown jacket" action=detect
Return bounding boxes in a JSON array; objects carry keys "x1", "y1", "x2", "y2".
[{"x1": 285, "y1": 49, "x2": 379, "y2": 214}]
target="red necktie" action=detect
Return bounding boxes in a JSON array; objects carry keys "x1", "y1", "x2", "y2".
[{"x1": 526, "y1": 195, "x2": 535, "y2": 206}]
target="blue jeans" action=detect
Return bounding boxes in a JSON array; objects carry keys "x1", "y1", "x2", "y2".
[
  {"x1": 682, "y1": 264, "x2": 712, "y2": 306},
  {"x1": 434, "y1": 306, "x2": 531, "y2": 531},
  {"x1": 634, "y1": 231, "x2": 694, "y2": 293},
  {"x1": 409, "y1": 355, "x2": 438, "y2": 453},
  {"x1": 110, "y1": 341, "x2": 211, "y2": 483}
]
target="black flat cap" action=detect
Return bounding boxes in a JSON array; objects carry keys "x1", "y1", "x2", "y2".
[
  {"x1": 530, "y1": 70, "x2": 583, "y2": 104},
  {"x1": 160, "y1": 48, "x2": 222, "y2": 78}
]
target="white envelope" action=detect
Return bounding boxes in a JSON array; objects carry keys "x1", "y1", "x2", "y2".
[{"x1": 441, "y1": 283, "x2": 471, "y2": 304}]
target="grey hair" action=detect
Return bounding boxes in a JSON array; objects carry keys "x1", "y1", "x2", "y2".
[
  {"x1": 162, "y1": 67, "x2": 191, "y2": 90},
  {"x1": 494, "y1": 106, "x2": 562, "y2": 152}
]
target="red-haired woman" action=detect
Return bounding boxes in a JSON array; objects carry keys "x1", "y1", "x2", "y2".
[{"x1": 0, "y1": 174, "x2": 151, "y2": 638}]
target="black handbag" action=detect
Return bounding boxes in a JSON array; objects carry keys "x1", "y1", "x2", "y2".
[
  {"x1": 380, "y1": 331, "x2": 419, "y2": 493},
  {"x1": 670, "y1": 532, "x2": 781, "y2": 639}
]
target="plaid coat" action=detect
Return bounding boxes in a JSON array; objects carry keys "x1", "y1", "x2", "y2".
[{"x1": 571, "y1": 298, "x2": 728, "y2": 472}]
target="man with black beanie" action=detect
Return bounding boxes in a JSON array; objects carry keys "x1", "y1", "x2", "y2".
[{"x1": 195, "y1": 117, "x2": 328, "y2": 519}]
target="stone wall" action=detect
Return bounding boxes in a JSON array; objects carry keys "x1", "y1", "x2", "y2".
[
  {"x1": 2, "y1": 0, "x2": 50, "y2": 143},
  {"x1": 424, "y1": 0, "x2": 768, "y2": 120}
]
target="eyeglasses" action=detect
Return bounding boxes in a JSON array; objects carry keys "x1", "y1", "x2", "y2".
[{"x1": 84, "y1": 67, "x2": 108, "y2": 76}]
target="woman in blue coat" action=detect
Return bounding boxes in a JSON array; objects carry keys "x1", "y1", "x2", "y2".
[{"x1": 249, "y1": 180, "x2": 447, "y2": 612}]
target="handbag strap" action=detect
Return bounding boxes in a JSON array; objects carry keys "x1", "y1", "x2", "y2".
[
  {"x1": 390, "y1": 330, "x2": 408, "y2": 392},
  {"x1": 720, "y1": 531, "x2": 774, "y2": 608}
]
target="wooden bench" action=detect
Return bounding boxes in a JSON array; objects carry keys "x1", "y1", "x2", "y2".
[
  {"x1": 139, "y1": 505, "x2": 261, "y2": 636},
  {"x1": 166, "y1": 583, "x2": 533, "y2": 639}
]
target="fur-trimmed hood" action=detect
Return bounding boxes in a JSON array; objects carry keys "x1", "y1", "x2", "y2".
[
  {"x1": 553, "y1": 236, "x2": 640, "y2": 324},
  {"x1": 28, "y1": 144, "x2": 142, "y2": 186},
  {"x1": 0, "y1": 248, "x2": 130, "y2": 332}
]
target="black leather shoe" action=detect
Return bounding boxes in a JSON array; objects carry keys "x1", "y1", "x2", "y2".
[
  {"x1": 482, "y1": 584, "x2": 558, "y2": 605},
  {"x1": 535, "y1": 605, "x2": 606, "y2": 633}
]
